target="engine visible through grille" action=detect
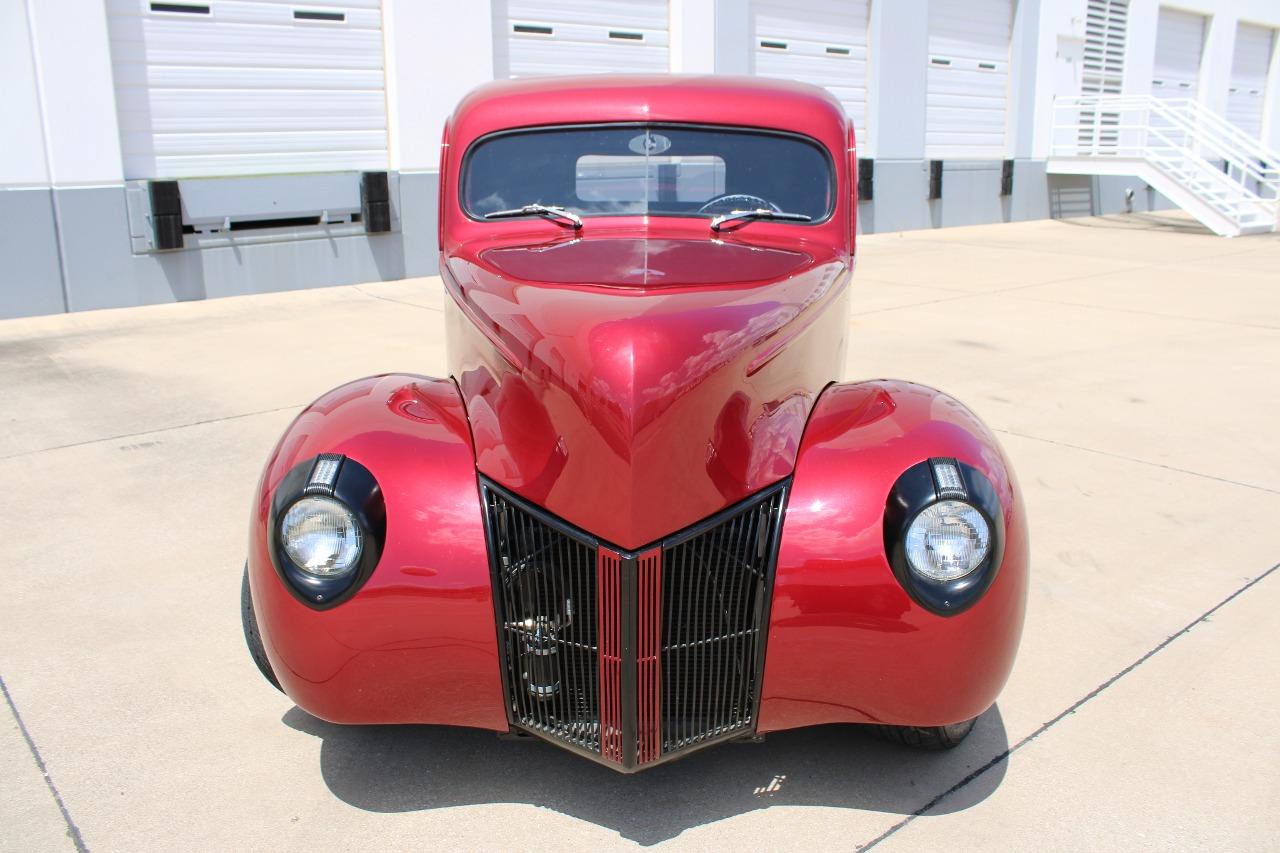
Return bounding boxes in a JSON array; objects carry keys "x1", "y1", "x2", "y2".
[
  {"x1": 483, "y1": 485, "x2": 601, "y2": 753},
  {"x1": 480, "y1": 478, "x2": 787, "y2": 770}
]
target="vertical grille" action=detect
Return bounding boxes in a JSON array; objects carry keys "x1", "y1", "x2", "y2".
[
  {"x1": 635, "y1": 548, "x2": 662, "y2": 765},
  {"x1": 484, "y1": 485, "x2": 600, "y2": 754},
  {"x1": 597, "y1": 550, "x2": 623, "y2": 762},
  {"x1": 660, "y1": 488, "x2": 785, "y2": 754},
  {"x1": 482, "y1": 478, "x2": 786, "y2": 770}
]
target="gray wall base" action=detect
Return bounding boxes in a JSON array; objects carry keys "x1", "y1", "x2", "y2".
[
  {"x1": 859, "y1": 158, "x2": 1177, "y2": 235},
  {"x1": 0, "y1": 188, "x2": 67, "y2": 318},
  {"x1": 1, "y1": 172, "x2": 441, "y2": 319}
]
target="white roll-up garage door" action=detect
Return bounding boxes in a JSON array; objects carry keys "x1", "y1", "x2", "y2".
[
  {"x1": 1227, "y1": 23, "x2": 1275, "y2": 138},
  {"x1": 495, "y1": 0, "x2": 669, "y2": 78},
  {"x1": 1152, "y1": 8, "x2": 1206, "y2": 101},
  {"x1": 925, "y1": 0, "x2": 1014, "y2": 159},
  {"x1": 106, "y1": 0, "x2": 388, "y2": 180},
  {"x1": 750, "y1": 0, "x2": 870, "y2": 142}
]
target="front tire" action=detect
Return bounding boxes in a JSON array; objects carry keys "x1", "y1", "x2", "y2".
[
  {"x1": 241, "y1": 564, "x2": 282, "y2": 692},
  {"x1": 872, "y1": 717, "x2": 976, "y2": 750}
]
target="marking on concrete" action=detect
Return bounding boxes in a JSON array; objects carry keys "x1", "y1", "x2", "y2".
[
  {"x1": 1, "y1": 675, "x2": 88, "y2": 852},
  {"x1": 1008, "y1": 293, "x2": 1280, "y2": 332},
  {"x1": 993, "y1": 428, "x2": 1280, "y2": 496},
  {"x1": 858, "y1": 561, "x2": 1280, "y2": 851},
  {"x1": 352, "y1": 285, "x2": 444, "y2": 313},
  {"x1": 0, "y1": 405, "x2": 303, "y2": 462}
]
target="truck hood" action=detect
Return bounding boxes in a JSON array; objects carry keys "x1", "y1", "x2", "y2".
[{"x1": 444, "y1": 234, "x2": 849, "y2": 549}]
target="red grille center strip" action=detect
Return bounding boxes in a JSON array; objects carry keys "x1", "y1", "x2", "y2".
[
  {"x1": 636, "y1": 548, "x2": 662, "y2": 765},
  {"x1": 598, "y1": 550, "x2": 623, "y2": 763}
]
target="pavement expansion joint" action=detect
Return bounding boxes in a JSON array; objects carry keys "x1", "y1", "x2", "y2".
[
  {"x1": 992, "y1": 428, "x2": 1280, "y2": 496},
  {"x1": 2, "y1": 675, "x2": 88, "y2": 852},
  {"x1": 857, "y1": 561, "x2": 1280, "y2": 851},
  {"x1": 0, "y1": 404, "x2": 305, "y2": 463}
]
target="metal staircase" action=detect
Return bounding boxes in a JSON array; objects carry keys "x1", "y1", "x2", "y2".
[{"x1": 1049, "y1": 95, "x2": 1280, "y2": 237}]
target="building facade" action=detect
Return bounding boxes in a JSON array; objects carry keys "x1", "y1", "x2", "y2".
[{"x1": 3, "y1": 0, "x2": 1279, "y2": 318}]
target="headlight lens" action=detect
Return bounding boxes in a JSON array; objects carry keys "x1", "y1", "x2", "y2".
[
  {"x1": 280, "y1": 496, "x2": 363, "y2": 576},
  {"x1": 904, "y1": 500, "x2": 991, "y2": 582}
]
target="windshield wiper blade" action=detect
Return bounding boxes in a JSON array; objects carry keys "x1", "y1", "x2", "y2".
[
  {"x1": 483, "y1": 204, "x2": 583, "y2": 229},
  {"x1": 710, "y1": 209, "x2": 812, "y2": 231}
]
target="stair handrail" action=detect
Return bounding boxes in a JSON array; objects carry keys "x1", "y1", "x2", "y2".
[
  {"x1": 1052, "y1": 95, "x2": 1280, "y2": 202},
  {"x1": 1054, "y1": 95, "x2": 1280, "y2": 183}
]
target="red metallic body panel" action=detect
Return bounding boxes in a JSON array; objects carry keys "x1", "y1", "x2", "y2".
[
  {"x1": 444, "y1": 237, "x2": 849, "y2": 550},
  {"x1": 246, "y1": 375, "x2": 507, "y2": 729},
  {"x1": 440, "y1": 75, "x2": 855, "y2": 550},
  {"x1": 248, "y1": 77, "x2": 1027, "y2": 750},
  {"x1": 757, "y1": 381, "x2": 1030, "y2": 731}
]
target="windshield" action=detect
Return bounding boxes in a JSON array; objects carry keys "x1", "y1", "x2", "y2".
[{"x1": 462, "y1": 125, "x2": 834, "y2": 223}]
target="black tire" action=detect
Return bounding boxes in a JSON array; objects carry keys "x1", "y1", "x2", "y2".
[
  {"x1": 241, "y1": 564, "x2": 282, "y2": 692},
  {"x1": 872, "y1": 717, "x2": 977, "y2": 750}
]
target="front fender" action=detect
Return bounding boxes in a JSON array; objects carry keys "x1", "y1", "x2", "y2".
[
  {"x1": 247, "y1": 374, "x2": 507, "y2": 729},
  {"x1": 758, "y1": 380, "x2": 1029, "y2": 731}
]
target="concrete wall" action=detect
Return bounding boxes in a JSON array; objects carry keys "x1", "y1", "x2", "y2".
[{"x1": 5, "y1": 0, "x2": 1280, "y2": 319}]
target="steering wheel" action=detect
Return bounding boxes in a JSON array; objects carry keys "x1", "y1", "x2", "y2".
[{"x1": 697, "y1": 194, "x2": 781, "y2": 215}]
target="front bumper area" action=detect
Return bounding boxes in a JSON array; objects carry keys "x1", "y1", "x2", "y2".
[{"x1": 247, "y1": 376, "x2": 1028, "y2": 772}]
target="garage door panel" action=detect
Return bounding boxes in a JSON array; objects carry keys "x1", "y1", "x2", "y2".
[
  {"x1": 506, "y1": 40, "x2": 670, "y2": 77},
  {"x1": 1153, "y1": 7, "x2": 1206, "y2": 100},
  {"x1": 754, "y1": 0, "x2": 866, "y2": 43},
  {"x1": 110, "y1": 64, "x2": 385, "y2": 91},
  {"x1": 125, "y1": 2, "x2": 384, "y2": 29},
  {"x1": 754, "y1": 52, "x2": 867, "y2": 86},
  {"x1": 108, "y1": 20, "x2": 384, "y2": 69},
  {"x1": 1228, "y1": 23, "x2": 1275, "y2": 138},
  {"x1": 141, "y1": 149, "x2": 387, "y2": 178},
  {"x1": 927, "y1": 0, "x2": 1013, "y2": 159},
  {"x1": 750, "y1": 0, "x2": 868, "y2": 145},
  {"x1": 497, "y1": 0, "x2": 669, "y2": 78},
  {"x1": 123, "y1": 129, "x2": 387, "y2": 157},
  {"x1": 925, "y1": 105, "x2": 1010, "y2": 130},
  {"x1": 107, "y1": 0, "x2": 389, "y2": 178},
  {"x1": 507, "y1": 0, "x2": 665, "y2": 30}
]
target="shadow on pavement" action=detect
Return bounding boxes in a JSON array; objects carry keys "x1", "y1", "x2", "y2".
[
  {"x1": 1058, "y1": 211, "x2": 1216, "y2": 235},
  {"x1": 283, "y1": 705, "x2": 1009, "y2": 845}
]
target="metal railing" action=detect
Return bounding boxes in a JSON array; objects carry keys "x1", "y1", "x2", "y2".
[{"x1": 1050, "y1": 95, "x2": 1279, "y2": 232}]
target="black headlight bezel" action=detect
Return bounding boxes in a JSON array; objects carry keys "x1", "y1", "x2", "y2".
[
  {"x1": 268, "y1": 454, "x2": 386, "y2": 610},
  {"x1": 883, "y1": 458, "x2": 1005, "y2": 617}
]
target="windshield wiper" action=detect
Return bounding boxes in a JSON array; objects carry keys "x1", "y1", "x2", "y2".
[
  {"x1": 710, "y1": 209, "x2": 812, "y2": 231},
  {"x1": 483, "y1": 204, "x2": 583, "y2": 229}
]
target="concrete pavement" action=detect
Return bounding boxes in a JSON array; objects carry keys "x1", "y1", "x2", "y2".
[{"x1": 1, "y1": 211, "x2": 1277, "y2": 850}]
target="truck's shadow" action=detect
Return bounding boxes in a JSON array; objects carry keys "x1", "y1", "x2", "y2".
[{"x1": 283, "y1": 705, "x2": 1009, "y2": 845}]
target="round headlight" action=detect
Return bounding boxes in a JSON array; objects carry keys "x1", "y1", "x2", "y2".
[
  {"x1": 904, "y1": 500, "x2": 991, "y2": 582},
  {"x1": 280, "y1": 496, "x2": 363, "y2": 577}
]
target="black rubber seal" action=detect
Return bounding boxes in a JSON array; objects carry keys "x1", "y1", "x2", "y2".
[
  {"x1": 883, "y1": 460, "x2": 1005, "y2": 616},
  {"x1": 268, "y1": 456, "x2": 386, "y2": 609}
]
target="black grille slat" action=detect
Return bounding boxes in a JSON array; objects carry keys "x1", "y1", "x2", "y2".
[{"x1": 659, "y1": 487, "x2": 784, "y2": 753}]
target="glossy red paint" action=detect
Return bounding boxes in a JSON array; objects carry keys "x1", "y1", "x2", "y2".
[
  {"x1": 247, "y1": 375, "x2": 507, "y2": 728},
  {"x1": 441, "y1": 75, "x2": 855, "y2": 549},
  {"x1": 248, "y1": 76, "x2": 1027, "y2": 756},
  {"x1": 758, "y1": 380, "x2": 1029, "y2": 731}
]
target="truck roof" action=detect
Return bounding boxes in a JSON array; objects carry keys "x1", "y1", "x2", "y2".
[{"x1": 447, "y1": 74, "x2": 851, "y2": 153}]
